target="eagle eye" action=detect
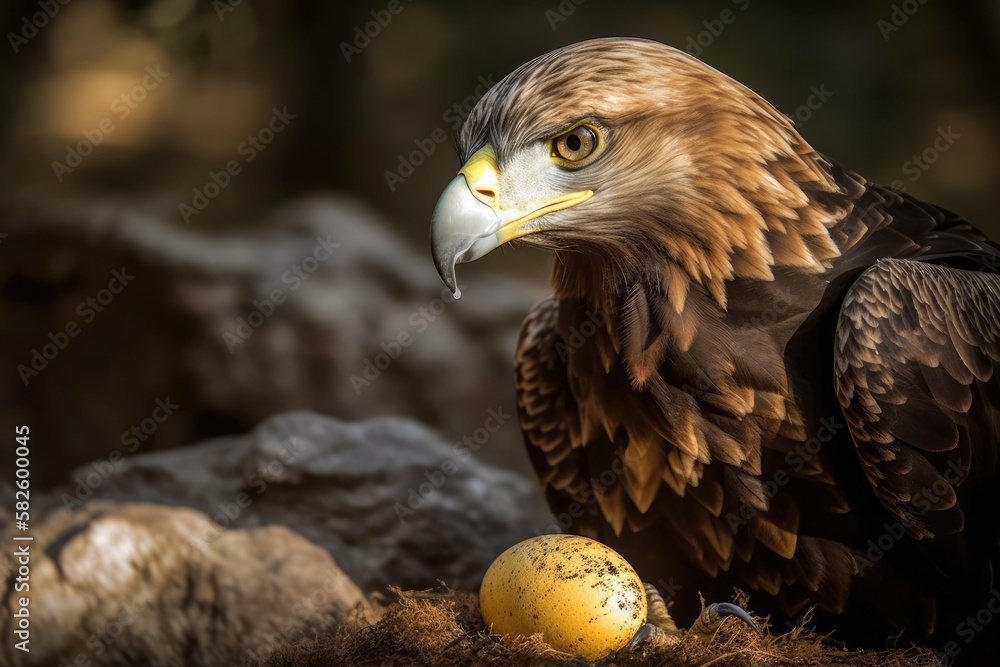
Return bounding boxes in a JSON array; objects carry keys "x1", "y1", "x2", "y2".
[{"x1": 552, "y1": 125, "x2": 599, "y2": 164}]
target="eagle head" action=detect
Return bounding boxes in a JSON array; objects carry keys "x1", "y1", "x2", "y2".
[{"x1": 430, "y1": 37, "x2": 848, "y2": 308}]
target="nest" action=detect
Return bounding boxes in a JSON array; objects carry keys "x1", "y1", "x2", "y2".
[{"x1": 262, "y1": 586, "x2": 942, "y2": 667}]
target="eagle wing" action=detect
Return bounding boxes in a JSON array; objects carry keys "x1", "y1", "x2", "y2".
[
  {"x1": 514, "y1": 298, "x2": 596, "y2": 531},
  {"x1": 834, "y1": 258, "x2": 1000, "y2": 600}
]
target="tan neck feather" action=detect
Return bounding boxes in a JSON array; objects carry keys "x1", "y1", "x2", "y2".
[{"x1": 551, "y1": 114, "x2": 851, "y2": 312}]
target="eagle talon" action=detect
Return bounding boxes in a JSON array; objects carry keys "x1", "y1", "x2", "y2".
[
  {"x1": 624, "y1": 623, "x2": 657, "y2": 652},
  {"x1": 623, "y1": 582, "x2": 680, "y2": 653},
  {"x1": 690, "y1": 601, "x2": 762, "y2": 643}
]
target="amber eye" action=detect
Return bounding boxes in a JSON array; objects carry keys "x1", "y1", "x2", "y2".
[{"x1": 552, "y1": 125, "x2": 598, "y2": 163}]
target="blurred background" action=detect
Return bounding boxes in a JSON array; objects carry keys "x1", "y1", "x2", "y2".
[{"x1": 1, "y1": 0, "x2": 1000, "y2": 488}]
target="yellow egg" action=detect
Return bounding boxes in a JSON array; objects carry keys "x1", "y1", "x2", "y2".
[{"x1": 479, "y1": 534, "x2": 647, "y2": 660}]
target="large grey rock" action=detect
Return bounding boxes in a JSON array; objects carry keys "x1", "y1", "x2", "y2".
[
  {"x1": 0, "y1": 501, "x2": 365, "y2": 667},
  {"x1": 0, "y1": 197, "x2": 545, "y2": 486},
  {"x1": 41, "y1": 411, "x2": 550, "y2": 593}
]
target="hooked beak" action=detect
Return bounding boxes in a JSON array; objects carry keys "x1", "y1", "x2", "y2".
[{"x1": 430, "y1": 145, "x2": 592, "y2": 298}]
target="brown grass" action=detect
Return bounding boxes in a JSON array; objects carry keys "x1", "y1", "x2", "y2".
[{"x1": 262, "y1": 587, "x2": 943, "y2": 667}]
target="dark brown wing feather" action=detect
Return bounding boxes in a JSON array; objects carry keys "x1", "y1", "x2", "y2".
[
  {"x1": 514, "y1": 298, "x2": 597, "y2": 532},
  {"x1": 835, "y1": 259, "x2": 1000, "y2": 542}
]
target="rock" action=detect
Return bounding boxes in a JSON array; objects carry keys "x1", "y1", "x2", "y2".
[
  {"x1": 39, "y1": 411, "x2": 551, "y2": 593},
  {"x1": 0, "y1": 501, "x2": 365, "y2": 667},
  {"x1": 0, "y1": 197, "x2": 546, "y2": 487}
]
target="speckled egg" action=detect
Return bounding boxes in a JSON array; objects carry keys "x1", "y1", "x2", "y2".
[{"x1": 479, "y1": 534, "x2": 647, "y2": 659}]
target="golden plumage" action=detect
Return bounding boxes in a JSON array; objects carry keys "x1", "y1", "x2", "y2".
[{"x1": 432, "y1": 37, "x2": 1000, "y2": 658}]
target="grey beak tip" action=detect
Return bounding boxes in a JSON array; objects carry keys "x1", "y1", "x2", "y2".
[
  {"x1": 430, "y1": 173, "x2": 499, "y2": 299},
  {"x1": 431, "y1": 249, "x2": 460, "y2": 299}
]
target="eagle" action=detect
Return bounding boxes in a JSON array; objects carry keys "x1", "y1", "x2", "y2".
[{"x1": 430, "y1": 38, "x2": 1000, "y2": 657}]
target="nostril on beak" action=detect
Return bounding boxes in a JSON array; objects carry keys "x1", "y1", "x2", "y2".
[
  {"x1": 474, "y1": 188, "x2": 497, "y2": 205},
  {"x1": 459, "y1": 145, "x2": 500, "y2": 208}
]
